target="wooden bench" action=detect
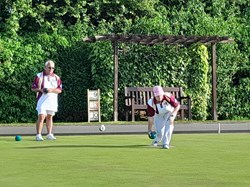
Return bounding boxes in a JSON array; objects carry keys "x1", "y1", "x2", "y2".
[{"x1": 124, "y1": 87, "x2": 191, "y2": 121}]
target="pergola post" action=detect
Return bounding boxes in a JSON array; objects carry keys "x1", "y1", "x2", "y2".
[
  {"x1": 112, "y1": 41, "x2": 119, "y2": 121},
  {"x1": 211, "y1": 43, "x2": 217, "y2": 120}
]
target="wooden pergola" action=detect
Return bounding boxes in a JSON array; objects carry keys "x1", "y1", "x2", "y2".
[{"x1": 83, "y1": 34, "x2": 234, "y2": 121}]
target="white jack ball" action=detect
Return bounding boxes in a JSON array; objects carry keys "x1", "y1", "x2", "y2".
[{"x1": 99, "y1": 124, "x2": 106, "y2": 131}]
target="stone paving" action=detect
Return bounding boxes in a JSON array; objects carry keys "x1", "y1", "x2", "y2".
[{"x1": 0, "y1": 121, "x2": 250, "y2": 136}]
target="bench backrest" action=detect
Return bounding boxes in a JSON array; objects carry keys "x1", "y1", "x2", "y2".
[{"x1": 125, "y1": 87, "x2": 184, "y2": 107}]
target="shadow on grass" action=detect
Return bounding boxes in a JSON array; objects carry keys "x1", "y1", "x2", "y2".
[{"x1": 21, "y1": 144, "x2": 152, "y2": 149}]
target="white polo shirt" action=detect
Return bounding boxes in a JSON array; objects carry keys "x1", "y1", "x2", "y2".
[{"x1": 36, "y1": 75, "x2": 59, "y2": 112}]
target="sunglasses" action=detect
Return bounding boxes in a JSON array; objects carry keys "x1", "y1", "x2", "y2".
[{"x1": 48, "y1": 67, "x2": 55, "y2": 70}]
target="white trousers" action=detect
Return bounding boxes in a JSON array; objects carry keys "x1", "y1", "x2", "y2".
[{"x1": 154, "y1": 112, "x2": 174, "y2": 147}]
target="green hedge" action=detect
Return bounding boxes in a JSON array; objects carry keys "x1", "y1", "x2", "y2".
[{"x1": 0, "y1": 0, "x2": 249, "y2": 122}]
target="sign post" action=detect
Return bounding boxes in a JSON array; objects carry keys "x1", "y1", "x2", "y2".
[{"x1": 87, "y1": 89, "x2": 101, "y2": 122}]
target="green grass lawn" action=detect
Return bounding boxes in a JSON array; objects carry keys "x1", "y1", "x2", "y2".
[{"x1": 1, "y1": 134, "x2": 250, "y2": 187}]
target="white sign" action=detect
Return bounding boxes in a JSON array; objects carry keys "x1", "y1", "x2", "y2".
[
  {"x1": 87, "y1": 89, "x2": 101, "y2": 122},
  {"x1": 88, "y1": 90, "x2": 98, "y2": 100}
]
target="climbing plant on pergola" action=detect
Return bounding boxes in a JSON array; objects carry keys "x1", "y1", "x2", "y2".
[{"x1": 83, "y1": 34, "x2": 233, "y2": 121}]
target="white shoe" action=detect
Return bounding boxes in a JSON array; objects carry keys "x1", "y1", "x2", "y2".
[
  {"x1": 162, "y1": 144, "x2": 169, "y2": 149},
  {"x1": 36, "y1": 134, "x2": 44, "y2": 141},
  {"x1": 47, "y1": 134, "x2": 56, "y2": 140},
  {"x1": 151, "y1": 141, "x2": 158, "y2": 147}
]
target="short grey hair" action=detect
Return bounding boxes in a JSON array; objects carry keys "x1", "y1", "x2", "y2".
[{"x1": 45, "y1": 60, "x2": 55, "y2": 66}]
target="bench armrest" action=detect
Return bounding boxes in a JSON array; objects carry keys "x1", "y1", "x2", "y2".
[
  {"x1": 124, "y1": 95, "x2": 136, "y2": 121},
  {"x1": 179, "y1": 96, "x2": 192, "y2": 120},
  {"x1": 179, "y1": 96, "x2": 191, "y2": 104},
  {"x1": 124, "y1": 96, "x2": 135, "y2": 108},
  {"x1": 179, "y1": 96, "x2": 190, "y2": 101},
  {"x1": 124, "y1": 96, "x2": 135, "y2": 100}
]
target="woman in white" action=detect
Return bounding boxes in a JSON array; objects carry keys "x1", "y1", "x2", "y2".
[
  {"x1": 147, "y1": 86, "x2": 180, "y2": 149},
  {"x1": 31, "y1": 60, "x2": 62, "y2": 141}
]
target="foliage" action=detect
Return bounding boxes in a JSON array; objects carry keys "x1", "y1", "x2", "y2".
[
  {"x1": 87, "y1": 42, "x2": 114, "y2": 121},
  {"x1": 187, "y1": 45, "x2": 209, "y2": 120},
  {"x1": 0, "y1": 0, "x2": 249, "y2": 122},
  {"x1": 55, "y1": 42, "x2": 93, "y2": 122},
  {"x1": 216, "y1": 44, "x2": 248, "y2": 120},
  {"x1": 0, "y1": 36, "x2": 45, "y2": 122}
]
